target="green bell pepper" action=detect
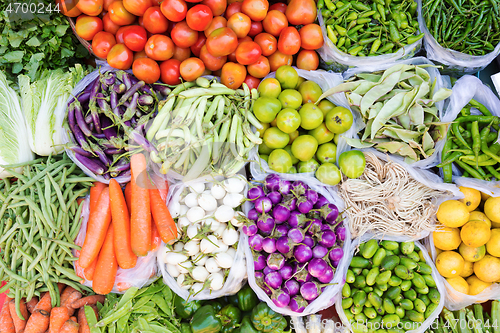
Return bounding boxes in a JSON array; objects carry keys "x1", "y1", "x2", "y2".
[
  {"x1": 229, "y1": 286, "x2": 259, "y2": 312},
  {"x1": 237, "y1": 316, "x2": 260, "y2": 333},
  {"x1": 211, "y1": 301, "x2": 224, "y2": 313},
  {"x1": 181, "y1": 323, "x2": 193, "y2": 333},
  {"x1": 175, "y1": 296, "x2": 202, "y2": 319},
  {"x1": 218, "y1": 305, "x2": 242, "y2": 333},
  {"x1": 251, "y1": 303, "x2": 282, "y2": 332},
  {"x1": 191, "y1": 305, "x2": 223, "y2": 333}
]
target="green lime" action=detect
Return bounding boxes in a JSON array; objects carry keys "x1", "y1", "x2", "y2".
[
  {"x1": 276, "y1": 108, "x2": 301, "y2": 134},
  {"x1": 316, "y1": 143, "x2": 337, "y2": 163},
  {"x1": 275, "y1": 65, "x2": 299, "y2": 89},
  {"x1": 263, "y1": 127, "x2": 289, "y2": 149},
  {"x1": 316, "y1": 163, "x2": 342, "y2": 185},
  {"x1": 299, "y1": 81, "x2": 323, "y2": 104},
  {"x1": 253, "y1": 97, "x2": 281, "y2": 123},
  {"x1": 299, "y1": 103, "x2": 324, "y2": 130},
  {"x1": 291, "y1": 135, "x2": 318, "y2": 162},
  {"x1": 268, "y1": 149, "x2": 293, "y2": 173},
  {"x1": 309, "y1": 123, "x2": 334, "y2": 144},
  {"x1": 258, "y1": 78, "x2": 281, "y2": 98}
]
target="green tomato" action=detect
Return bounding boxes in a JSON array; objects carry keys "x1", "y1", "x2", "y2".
[
  {"x1": 253, "y1": 97, "x2": 281, "y2": 123},
  {"x1": 275, "y1": 65, "x2": 299, "y2": 89},
  {"x1": 288, "y1": 165, "x2": 297, "y2": 173},
  {"x1": 316, "y1": 143, "x2": 337, "y2": 163},
  {"x1": 297, "y1": 158, "x2": 320, "y2": 173},
  {"x1": 276, "y1": 108, "x2": 301, "y2": 134},
  {"x1": 291, "y1": 135, "x2": 318, "y2": 162},
  {"x1": 298, "y1": 81, "x2": 323, "y2": 104},
  {"x1": 258, "y1": 78, "x2": 281, "y2": 98},
  {"x1": 284, "y1": 145, "x2": 299, "y2": 164},
  {"x1": 334, "y1": 133, "x2": 340, "y2": 145},
  {"x1": 260, "y1": 154, "x2": 269, "y2": 163},
  {"x1": 325, "y1": 106, "x2": 354, "y2": 134},
  {"x1": 268, "y1": 149, "x2": 293, "y2": 173},
  {"x1": 289, "y1": 130, "x2": 299, "y2": 144},
  {"x1": 299, "y1": 103, "x2": 324, "y2": 130},
  {"x1": 318, "y1": 99, "x2": 336, "y2": 117},
  {"x1": 256, "y1": 122, "x2": 270, "y2": 138},
  {"x1": 339, "y1": 150, "x2": 366, "y2": 178},
  {"x1": 263, "y1": 127, "x2": 289, "y2": 149},
  {"x1": 316, "y1": 162, "x2": 342, "y2": 185},
  {"x1": 295, "y1": 76, "x2": 306, "y2": 89},
  {"x1": 258, "y1": 142, "x2": 274, "y2": 155},
  {"x1": 309, "y1": 123, "x2": 334, "y2": 144},
  {"x1": 279, "y1": 89, "x2": 302, "y2": 109}
]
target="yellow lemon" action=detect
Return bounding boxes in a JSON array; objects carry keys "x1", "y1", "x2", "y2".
[
  {"x1": 436, "y1": 251, "x2": 465, "y2": 278},
  {"x1": 435, "y1": 247, "x2": 443, "y2": 257},
  {"x1": 459, "y1": 187, "x2": 482, "y2": 212},
  {"x1": 467, "y1": 275, "x2": 492, "y2": 295},
  {"x1": 437, "y1": 200, "x2": 470, "y2": 228},
  {"x1": 469, "y1": 211, "x2": 491, "y2": 228},
  {"x1": 459, "y1": 243, "x2": 486, "y2": 262},
  {"x1": 433, "y1": 226, "x2": 462, "y2": 251},
  {"x1": 461, "y1": 221, "x2": 491, "y2": 247},
  {"x1": 481, "y1": 191, "x2": 491, "y2": 202},
  {"x1": 473, "y1": 255, "x2": 500, "y2": 282},
  {"x1": 486, "y1": 229, "x2": 500, "y2": 257},
  {"x1": 447, "y1": 276, "x2": 469, "y2": 295},
  {"x1": 484, "y1": 196, "x2": 500, "y2": 223},
  {"x1": 459, "y1": 260, "x2": 474, "y2": 278}
]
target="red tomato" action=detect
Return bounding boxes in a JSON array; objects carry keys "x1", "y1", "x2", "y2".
[
  {"x1": 200, "y1": 45, "x2": 227, "y2": 71},
  {"x1": 204, "y1": 16, "x2": 227, "y2": 37},
  {"x1": 285, "y1": 0, "x2": 316, "y2": 25},
  {"x1": 186, "y1": 0, "x2": 203, "y2": 3},
  {"x1": 186, "y1": 5, "x2": 214, "y2": 31},
  {"x1": 134, "y1": 50, "x2": 148, "y2": 60},
  {"x1": 268, "y1": 49, "x2": 292, "y2": 71},
  {"x1": 246, "y1": 55, "x2": 269, "y2": 78},
  {"x1": 103, "y1": 0, "x2": 115, "y2": 11},
  {"x1": 75, "y1": 16, "x2": 103, "y2": 41},
  {"x1": 107, "y1": 44, "x2": 134, "y2": 69},
  {"x1": 190, "y1": 34, "x2": 207, "y2": 57},
  {"x1": 92, "y1": 31, "x2": 117, "y2": 58},
  {"x1": 202, "y1": 0, "x2": 227, "y2": 16},
  {"x1": 296, "y1": 49, "x2": 319, "y2": 70},
  {"x1": 227, "y1": 13, "x2": 251, "y2": 38},
  {"x1": 173, "y1": 46, "x2": 191, "y2": 61},
  {"x1": 132, "y1": 58, "x2": 161, "y2": 83},
  {"x1": 143, "y1": 6, "x2": 169, "y2": 34},
  {"x1": 103, "y1": 13, "x2": 121, "y2": 34},
  {"x1": 123, "y1": 0, "x2": 153, "y2": 16},
  {"x1": 160, "y1": 59, "x2": 182, "y2": 84},
  {"x1": 76, "y1": 0, "x2": 103, "y2": 16},
  {"x1": 145, "y1": 35, "x2": 175, "y2": 60},
  {"x1": 228, "y1": 36, "x2": 251, "y2": 62},
  {"x1": 235, "y1": 41, "x2": 261, "y2": 65},
  {"x1": 122, "y1": 25, "x2": 148, "y2": 52},
  {"x1": 115, "y1": 26, "x2": 127, "y2": 43},
  {"x1": 171, "y1": 21, "x2": 199, "y2": 48},
  {"x1": 299, "y1": 24, "x2": 324, "y2": 50},
  {"x1": 225, "y1": 2, "x2": 242, "y2": 18},
  {"x1": 241, "y1": 0, "x2": 269, "y2": 21},
  {"x1": 57, "y1": 0, "x2": 82, "y2": 17},
  {"x1": 221, "y1": 62, "x2": 246, "y2": 89},
  {"x1": 243, "y1": 74, "x2": 261, "y2": 89},
  {"x1": 262, "y1": 10, "x2": 287, "y2": 36},
  {"x1": 138, "y1": 16, "x2": 145, "y2": 28},
  {"x1": 248, "y1": 21, "x2": 263, "y2": 37},
  {"x1": 254, "y1": 32, "x2": 277, "y2": 56},
  {"x1": 278, "y1": 26, "x2": 301, "y2": 55},
  {"x1": 160, "y1": 0, "x2": 187, "y2": 22},
  {"x1": 206, "y1": 27, "x2": 238, "y2": 57},
  {"x1": 180, "y1": 58, "x2": 206, "y2": 81},
  {"x1": 269, "y1": 2, "x2": 287, "y2": 13},
  {"x1": 108, "y1": 1, "x2": 136, "y2": 26}
]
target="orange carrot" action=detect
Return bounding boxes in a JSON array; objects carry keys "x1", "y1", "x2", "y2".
[
  {"x1": 59, "y1": 320, "x2": 79, "y2": 333},
  {"x1": 130, "y1": 153, "x2": 151, "y2": 256},
  {"x1": 92, "y1": 225, "x2": 118, "y2": 295},
  {"x1": 34, "y1": 292, "x2": 52, "y2": 313},
  {"x1": 69, "y1": 296, "x2": 105, "y2": 310},
  {"x1": 70, "y1": 317, "x2": 77, "y2": 322},
  {"x1": 79, "y1": 188, "x2": 112, "y2": 268},
  {"x1": 77, "y1": 305, "x2": 97, "y2": 333},
  {"x1": 124, "y1": 182, "x2": 132, "y2": 214},
  {"x1": 109, "y1": 179, "x2": 137, "y2": 269},
  {"x1": 62, "y1": 292, "x2": 82, "y2": 317},
  {"x1": 48, "y1": 307, "x2": 69, "y2": 333},
  {"x1": 24, "y1": 309, "x2": 50, "y2": 333},
  {"x1": 151, "y1": 217, "x2": 162, "y2": 251},
  {"x1": 150, "y1": 188, "x2": 177, "y2": 243},
  {"x1": 9, "y1": 299, "x2": 28, "y2": 332},
  {"x1": 0, "y1": 297, "x2": 14, "y2": 333},
  {"x1": 83, "y1": 260, "x2": 97, "y2": 281},
  {"x1": 59, "y1": 288, "x2": 76, "y2": 309},
  {"x1": 26, "y1": 297, "x2": 38, "y2": 314},
  {"x1": 89, "y1": 183, "x2": 107, "y2": 215}
]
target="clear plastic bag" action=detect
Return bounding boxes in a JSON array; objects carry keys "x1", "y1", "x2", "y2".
[
  {"x1": 317, "y1": 14, "x2": 422, "y2": 72},
  {"x1": 72, "y1": 196, "x2": 158, "y2": 293},
  {"x1": 250, "y1": 68, "x2": 361, "y2": 186},
  {"x1": 336, "y1": 236, "x2": 446, "y2": 333},
  {"x1": 417, "y1": 0, "x2": 500, "y2": 74},
  {"x1": 342, "y1": 57, "x2": 452, "y2": 169},
  {"x1": 158, "y1": 175, "x2": 248, "y2": 300},
  {"x1": 244, "y1": 173, "x2": 352, "y2": 316}
]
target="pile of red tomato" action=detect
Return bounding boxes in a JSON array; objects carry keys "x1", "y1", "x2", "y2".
[{"x1": 57, "y1": 0, "x2": 323, "y2": 89}]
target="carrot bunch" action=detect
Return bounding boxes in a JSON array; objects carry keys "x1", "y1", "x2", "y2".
[
  {"x1": 0, "y1": 285, "x2": 103, "y2": 333},
  {"x1": 77, "y1": 153, "x2": 177, "y2": 295}
]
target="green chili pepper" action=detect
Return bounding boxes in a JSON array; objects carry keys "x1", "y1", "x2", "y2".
[
  {"x1": 327, "y1": 25, "x2": 339, "y2": 43},
  {"x1": 318, "y1": 0, "x2": 325, "y2": 8},
  {"x1": 378, "y1": 42, "x2": 395, "y2": 53},
  {"x1": 349, "y1": 45, "x2": 364, "y2": 55},
  {"x1": 438, "y1": 151, "x2": 464, "y2": 167},
  {"x1": 377, "y1": 4, "x2": 386, "y2": 21},
  {"x1": 452, "y1": 122, "x2": 472, "y2": 150},
  {"x1": 389, "y1": 21, "x2": 401, "y2": 43},
  {"x1": 455, "y1": 160, "x2": 485, "y2": 180},
  {"x1": 370, "y1": 39, "x2": 382, "y2": 53},
  {"x1": 347, "y1": 11, "x2": 358, "y2": 21},
  {"x1": 461, "y1": 159, "x2": 498, "y2": 167},
  {"x1": 334, "y1": 3, "x2": 352, "y2": 17},
  {"x1": 353, "y1": 2, "x2": 372, "y2": 10},
  {"x1": 406, "y1": 33, "x2": 424, "y2": 44},
  {"x1": 335, "y1": 24, "x2": 348, "y2": 36},
  {"x1": 471, "y1": 121, "x2": 481, "y2": 168},
  {"x1": 441, "y1": 135, "x2": 454, "y2": 183},
  {"x1": 486, "y1": 165, "x2": 500, "y2": 180}
]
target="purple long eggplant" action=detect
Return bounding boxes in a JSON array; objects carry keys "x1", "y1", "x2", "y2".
[
  {"x1": 129, "y1": 130, "x2": 157, "y2": 153},
  {"x1": 67, "y1": 102, "x2": 77, "y2": 134},
  {"x1": 118, "y1": 81, "x2": 145, "y2": 106},
  {"x1": 101, "y1": 72, "x2": 116, "y2": 86},
  {"x1": 89, "y1": 142, "x2": 111, "y2": 167},
  {"x1": 78, "y1": 91, "x2": 90, "y2": 104},
  {"x1": 109, "y1": 158, "x2": 130, "y2": 177},
  {"x1": 74, "y1": 102, "x2": 92, "y2": 136},
  {"x1": 89, "y1": 80, "x2": 102, "y2": 134},
  {"x1": 74, "y1": 153, "x2": 106, "y2": 175},
  {"x1": 100, "y1": 115, "x2": 117, "y2": 140},
  {"x1": 152, "y1": 84, "x2": 171, "y2": 96},
  {"x1": 113, "y1": 83, "x2": 126, "y2": 94},
  {"x1": 123, "y1": 93, "x2": 139, "y2": 121},
  {"x1": 70, "y1": 146, "x2": 93, "y2": 157}
]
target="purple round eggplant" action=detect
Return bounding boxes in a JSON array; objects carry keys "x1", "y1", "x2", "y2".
[
  {"x1": 242, "y1": 223, "x2": 258, "y2": 237},
  {"x1": 312, "y1": 245, "x2": 329, "y2": 259},
  {"x1": 305, "y1": 219, "x2": 322, "y2": 235},
  {"x1": 332, "y1": 259, "x2": 340, "y2": 268},
  {"x1": 287, "y1": 228, "x2": 305, "y2": 243},
  {"x1": 289, "y1": 295, "x2": 308, "y2": 313},
  {"x1": 329, "y1": 246, "x2": 344, "y2": 262},
  {"x1": 336, "y1": 226, "x2": 346, "y2": 241},
  {"x1": 272, "y1": 204, "x2": 290, "y2": 222},
  {"x1": 284, "y1": 279, "x2": 300, "y2": 296},
  {"x1": 276, "y1": 236, "x2": 294, "y2": 255},
  {"x1": 253, "y1": 252, "x2": 267, "y2": 270},
  {"x1": 263, "y1": 266, "x2": 273, "y2": 275},
  {"x1": 257, "y1": 214, "x2": 275, "y2": 235},
  {"x1": 315, "y1": 194, "x2": 329, "y2": 208},
  {"x1": 279, "y1": 263, "x2": 293, "y2": 280},
  {"x1": 267, "y1": 191, "x2": 282, "y2": 204},
  {"x1": 318, "y1": 203, "x2": 339, "y2": 224},
  {"x1": 278, "y1": 180, "x2": 291, "y2": 195},
  {"x1": 303, "y1": 235, "x2": 315, "y2": 248},
  {"x1": 262, "y1": 238, "x2": 277, "y2": 254},
  {"x1": 294, "y1": 244, "x2": 313, "y2": 263},
  {"x1": 308, "y1": 258, "x2": 329, "y2": 278},
  {"x1": 288, "y1": 211, "x2": 307, "y2": 228},
  {"x1": 264, "y1": 271, "x2": 283, "y2": 289},
  {"x1": 265, "y1": 174, "x2": 281, "y2": 192},
  {"x1": 248, "y1": 186, "x2": 265, "y2": 200},
  {"x1": 297, "y1": 197, "x2": 313, "y2": 214},
  {"x1": 248, "y1": 234, "x2": 264, "y2": 251},
  {"x1": 247, "y1": 208, "x2": 259, "y2": 221},
  {"x1": 271, "y1": 289, "x2": 290, "y2": 308},
  {"x1": 291, "y1": 181, "x2": 308, "y2": 195},
  {"x1": 255, "y1": 271, "x2": 264, "y2": 284},
  {"x1": 305, "y1": 189, "x2": 319, "y2": 205},
  {"x1": 267, "y1": 253, "x2": 285, "y2": 270},
  {"x1": 300, "y1": 281, "x2": 321, "y2": 301},
  {"x1": 317, "y1": 266, "x2": 334, "y2": 283},
  {"x1": 294, "y1": 266, "x2": 312, "y2": 284},
  {"x1": 272, "y1": 224, "x2": 289, "y2": 238},
  {"x1": 254, "y1": 197, "x2": 273, "y2": 213},
  {"x1": 318, "y1": 230, "x2": 337, "y2": 247}
]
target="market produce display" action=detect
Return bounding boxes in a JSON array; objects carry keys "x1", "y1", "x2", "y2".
[
  {"x1": 341, "y1": 240, "x2": 441, "y2": 332},
  {"x1": 320, "y1": 0, "x2": 423, "y2": 56},
  {"x1": 321, "y1": 63, "x2": 452, "y2": 163},
  {"x1": 244, "y1": 174, "x2": 346, "y2": 313},
  {"x1": 422, "y1": 0, "x2": 500, "y2": 56},
  {"x1": 433, "y1": 187, "x2": 500, "y2": 295},
  {"x1": 160, "y1": 175, "x2": 246, "y2": 294}
]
